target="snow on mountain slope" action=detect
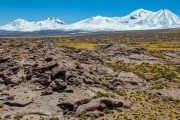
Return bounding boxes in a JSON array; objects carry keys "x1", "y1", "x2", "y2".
[
  {"x1": 67, "y1": 16, "x2": 121, "y2": 31},
  {"x1": 0, "y1": 19, "x2": 37, "y2": 31},
  {"x1": 144, "y1": 9, "x2": 180, "y2": 27},
  {"x1": 0, "y1": 9, "x2": 180, "y2": 32},
  {"x1": 67, "y1": 9, "x2": 153, "y2": 31},
  {"x1": 118, "y1": 9, "x2": 154, "y2": 27},
  {"x1": 36, "y1": 17, "x2": 66, "y2": 29},
  {"x1": 68, "y1": 8, "x2": 180, "y2": 31},
  {"x1": 120, "y1": 8, "x2": 153, "y2": 21},
  {"x1": 0, "y1": 17, "x2": 67, "y2": 31}
]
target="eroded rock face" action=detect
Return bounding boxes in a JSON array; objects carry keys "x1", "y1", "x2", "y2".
[
  {"x1": 58, "y1": 89, "x2": 95, "y2": 110},
  {"x1": 77, "y1": 97, "x2": 124, "y2": 114},
  {"x1": 96, "y1": 64, "x2": 114, "y2": 75},
  {"x1": 51, "y1": 68, "x2": 67, "y2": 80},
  {"x1": 111, "y1": 72, "x2": 146, "y2": 89},
  {"x1": 147, "y1": 89, "x2": 180, "y2": 100},
  {"x1": 85, "y1": 110, "x2": 105, "y2": 118},
  {"x1": 0, "y1": 41, "x2": 139, "y2": 119},
  {"x1": 50, "y1": 79, "x2": 67, "y2": 90},
  {"x1": 4, "y1": 75, "x2": 22, "y2": 85}
]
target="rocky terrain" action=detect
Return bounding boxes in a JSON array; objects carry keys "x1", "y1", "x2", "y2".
[{"x1": 0, "y1": 30, "x2": 180, "y2": 120}]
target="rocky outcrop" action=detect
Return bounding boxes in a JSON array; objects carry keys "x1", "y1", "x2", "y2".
[
  {"x1": 50, "y1": 79, "x2": 67, "y2": 90},
  {"x1": 77, "y1": 97, "x2": 124, "y2": 114},
  {"x1": 58, "y1": 89, "x2": 95, "y2": 110},
  {"x1": 1, "y1": 33, "x2": 180, "y2": 119},
  {"x1": 96, "y1": 64, "x2": 114, "y2": 75},
  {"x1": 111, "y1": 72, "x2": 146, "y2": 89},
  {"x1": 147, "y1": 89, "x2": 180, "y2": 100},
  {"x1": 85, "y1": 110, "x2": 105, "y2": 118}
]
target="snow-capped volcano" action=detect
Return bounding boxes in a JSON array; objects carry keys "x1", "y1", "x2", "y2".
[
  {"x1": 124, "y1": 8, "x2": 153, "y2": 20},
  {"x1": 68, "y1": 8, "x2": 180, "y2": 31},
  {"x1": 0, "y1": 19, "x2": 37, "y2": 31},
  {"x1": 68, "y1": 9, "x2": 153, "y2": 31},
  {"x1": 0, "y1": 17, "x2": 66, "y2": 31},
  {"x1": 68, "y1": 16, "x2": 121, "y2": 31},
  {"x1": 37, "y1": 17, "x2": 66, "y2": 27},
  {"x1": 0, "y1": 9, "x2": 180, "y2": 32},
  {"x1": 144, "y1": 9, "x2": 180, "y2": 27},
  {"x1": 7, "y1": 19, "x2": 30, "y2": 27}
]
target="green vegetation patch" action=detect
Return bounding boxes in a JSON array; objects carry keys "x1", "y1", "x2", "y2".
[
  {"x1": 106, "y1": 63, "x2": 180, "y2": 82},
  {"x1": 54, "y1": 40, "x2": 107, "y2": 49}
]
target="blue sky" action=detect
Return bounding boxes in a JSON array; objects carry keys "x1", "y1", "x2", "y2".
[{"x1": 0, "y1": 0, "x2": 180, "y2": 25}]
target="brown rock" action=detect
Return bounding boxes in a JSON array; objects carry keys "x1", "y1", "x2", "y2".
[
  {"x1": 148, "y1": 89, "x2": 180, "y2": 100},
  {"x1": 39, "y1": 75, "x2": 52, "y2": 85},
  {"x1": 5, "y1": 75, "x2": 22, "y2": 85},
  {"x1": 0, "y1": 57, "x2": 9, "y2": 63},
  {"x1": 111, "y1": 72, "x2": 146, "y2": 89},
  {"x1": 35, "y1": 62, "x2": 58, "y2": 70},
  {"x1": 85, "y1": 110, "x2": 105, "y2": 118},
  {"x1": 50, "y1": 79, "x2": 67, "y2": 90},
  {"x1": 41, "y1": 87, "x2": 53, "y2": 95},
  {"x1": 96, "y1": 65, "x2": 114, "y2": 75},
  {"x1": 77, "y1": 97, "x2": 124, "y2": 114},
  {"x1": 51, "y1": 68, "x2": 66, "y2": 80},
  {"x1": 0, "y1": 104, "x2": 4, "y2": 108},
  {"x1": 58, "y1": 89, "x2": 95, "y2": 110}
]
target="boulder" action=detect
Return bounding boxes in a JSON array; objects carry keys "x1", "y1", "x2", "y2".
[
  {"x1": 147, "y1": 89, "x2": 180, "y2": 100},
  {"x1": 34, "y1": 62, "x2": 58, "y2": 71},
  {"x1": 111, "y1": 72, "x2": 146, "y2": 89},
  {"x1": 96, "y1": 65, "x2": 114, "y2": 75},
  {"x1": 39, "y1": 75, "x2": 52, "y2": 85},
  {"x1": 77, "y1": 97, "x2": 124, "y2": 114},
  {"x1": 50, "y1": 79, "x2": 67, "y2": 90},
  {"x1": 4, "y1": 75, "x2": 22, "y2": 85},
  {"x1": 58, "y1": 89, "x2": 95, "y2": 110},
  {"x1": 51, "y1": 68, "x2": 66, "y2": 80},
  {"x1": 41, "y1": 87, "x2": 53, "y2": 95}
]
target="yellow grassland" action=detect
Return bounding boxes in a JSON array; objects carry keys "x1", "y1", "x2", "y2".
[
  {"x1": 54, "y1": 40, "x2": 106, "y2": 49},
  {"x1": 127, "y1": 40, "x2": 180, "y2": 51}
]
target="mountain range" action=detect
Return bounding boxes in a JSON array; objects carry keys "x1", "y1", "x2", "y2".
[{"x1": 0, "y1": 9, "x2": 180, "y2": 33}]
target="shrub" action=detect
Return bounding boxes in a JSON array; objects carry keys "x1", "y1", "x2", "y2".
[
  {"x1": 49, "y1": 117, "x2": 59, "y2": 120},
  {"x1": 124, "y1": 105, "x2": 131, "y2": 109},
  {"x1": 82, "y1": 99, "x2": 91, "y2": 104},
  {"x1": 4, "y1": 115, "x2": 11, "y2": 119},
  {"x1": 117, "y1": 88, "x2": 127, "y2": 96},
  {"x1": 14, "y1": 114, "x2": 24, "y2": 120},
  {"x1": 6, "y1": 96, "x2": 15, "y2": 101},
  {"x1": 95, "y1": 91, "x2": 109, "y2": 98},
  {"x1": 151, "y1": 84, "x2": 164, "y2": 90},
  {"x1": 102, "y1": 83, "x2": 110, "y2": 89},
  {"x1": 103, "y1": 108, "x2": 114, "y2": 114},
  {"x1": 79, "y1": 115, "x2": 87, "y2": 120}
]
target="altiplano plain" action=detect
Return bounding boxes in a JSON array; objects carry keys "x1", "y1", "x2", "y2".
[{"x1": 0, "y1": 30, "x2": 180, "y2": 120}]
